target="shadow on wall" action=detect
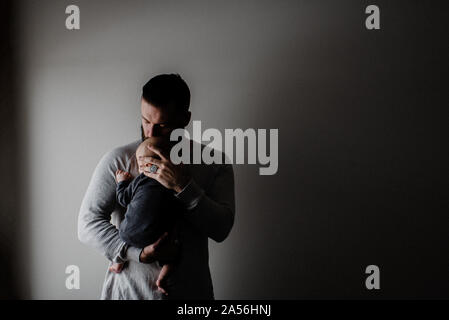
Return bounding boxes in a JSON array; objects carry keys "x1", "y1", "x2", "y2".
[
  {"x1": 221, "y1": 1, "x2": 449, "y2": 298},
  {"x1": 0, "y1": 0, "x2": 28, "y2": 299}
]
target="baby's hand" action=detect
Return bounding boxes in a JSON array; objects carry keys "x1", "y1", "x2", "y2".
[{"x1": 115, "y1": 169, "x2": 132, "y2": 183}]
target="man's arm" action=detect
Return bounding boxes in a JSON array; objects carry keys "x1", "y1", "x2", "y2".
[
  {"x1": 175, "y1": 164, "x2": 235, "y2": 243},
  {"x1": 78, "y1": 149, "x2": 141, "y2": 263}
]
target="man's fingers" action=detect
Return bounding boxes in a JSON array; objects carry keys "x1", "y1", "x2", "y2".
[{"x1": 139, "y1": 156, "x2": 163, "y2": 166}]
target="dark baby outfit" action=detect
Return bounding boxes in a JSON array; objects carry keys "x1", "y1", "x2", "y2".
[{"x1": 116, "y1": 173, "x2": 183, "y2": 248}]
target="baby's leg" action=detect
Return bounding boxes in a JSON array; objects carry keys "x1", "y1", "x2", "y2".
[
  {"x1": 156, "y1": 264, "x2": 173, "y2": 296},
  {"x1": 109, "y1": 262, "x2": 124, "y2": 274}
]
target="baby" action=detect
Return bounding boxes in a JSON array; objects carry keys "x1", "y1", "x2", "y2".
[{"x1": 110, "y1": 137, "x2": 183, "y2": 296}]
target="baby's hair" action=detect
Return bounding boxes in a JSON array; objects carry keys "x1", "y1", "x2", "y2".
[{"x1": 136, "y1": 136, "x2": 169, "y2": 159}]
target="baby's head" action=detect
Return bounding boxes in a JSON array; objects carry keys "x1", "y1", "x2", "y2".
[{"x1": 136, "y1": 137, "x2": 170, "y2": 174}]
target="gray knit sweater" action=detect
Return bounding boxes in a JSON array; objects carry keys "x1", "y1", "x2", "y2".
[{"x1": 78, "y1": 139, "x2": 235, "y2": 299}]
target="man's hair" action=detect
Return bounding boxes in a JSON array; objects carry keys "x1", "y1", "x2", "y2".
[{"x1": 142, "y1": 73, "x2": 190, "y2": 112}]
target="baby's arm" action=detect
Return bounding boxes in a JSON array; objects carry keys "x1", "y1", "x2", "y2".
[{"x1": 115, "y1": 169, "x2": 133, "y2": 207}]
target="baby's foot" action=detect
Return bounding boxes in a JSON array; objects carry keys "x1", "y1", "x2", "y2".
[
  {"x1": 109, "y1": 262, "x2": 124, "y2": 274},
  {"x1": 156, "y1": 264, "x2": 173, "y2": 296}
]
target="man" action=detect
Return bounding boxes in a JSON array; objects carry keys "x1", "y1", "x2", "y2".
[{"x1": 78, "y1": 73, "x2": 235, "y2": 299}]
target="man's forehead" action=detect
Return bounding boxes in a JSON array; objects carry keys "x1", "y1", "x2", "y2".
[{"x1": 141, "y1": 101, "x2": 175, "y2": 122}]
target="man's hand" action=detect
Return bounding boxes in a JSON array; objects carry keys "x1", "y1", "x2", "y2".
[
  {"x1": 115, "y1": 169, "x2": 132, "y2": 183},
  {"x1": 139, "y1": 145, "x2": 190, "y2": 193},
  {"x1": 139, "y1": 232, "x2": 180, "y2": 264}
]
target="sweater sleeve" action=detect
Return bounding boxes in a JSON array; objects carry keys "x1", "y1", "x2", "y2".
[
  {"x1": 175, "y1": 164, "x2": 235, "y2": 243},
  {"x1": 77, "y1": 149, "x2": 130, "y2": 262}
]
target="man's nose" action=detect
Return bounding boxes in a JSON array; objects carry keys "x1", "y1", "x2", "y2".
[
  {"x1": 146, "y1": 124, "x2": 154, "y2": 137},
  {"x1": 146, "y1": 124, "x2": 158, "y2": 137}
]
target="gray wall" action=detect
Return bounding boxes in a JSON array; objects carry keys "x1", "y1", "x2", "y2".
[{"x1": 4, "y1": 0, "x2": 448, "y2": 299}]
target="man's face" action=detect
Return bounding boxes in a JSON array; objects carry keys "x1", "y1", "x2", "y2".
[{"x1": 140, "y1": 97, "x2": 190, "y2": 139}]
